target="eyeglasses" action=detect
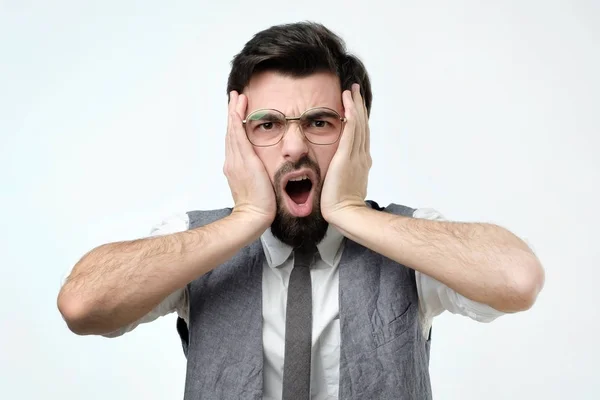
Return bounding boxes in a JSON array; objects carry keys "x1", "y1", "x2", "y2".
[{"x1": 242, "y1": 107, "x2": 346, "y2": 147}]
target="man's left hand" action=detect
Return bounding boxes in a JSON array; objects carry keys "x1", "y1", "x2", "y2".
[{"x1": 320, "y1": 83, "x2": 372, "y2": 223}]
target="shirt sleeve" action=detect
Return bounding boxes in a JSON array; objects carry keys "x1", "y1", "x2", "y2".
[
  {"x1": 412, "y1": 208, "x2": 506, "y2": 336},
  {"x1": 102, "y1": 212, "x2": 191, "y2": 338}
]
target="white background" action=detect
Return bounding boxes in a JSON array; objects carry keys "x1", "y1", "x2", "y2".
[{"x1": 1, "y1": 1, "x2": 598, "y2": 399}]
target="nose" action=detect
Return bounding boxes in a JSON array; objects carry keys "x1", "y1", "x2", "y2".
[{"x1": 280, "y1": 122, "x2": 309, "y2": 162}]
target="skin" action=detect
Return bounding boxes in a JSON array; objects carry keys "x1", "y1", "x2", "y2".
[
  {"x1": 239, "y1": 71, "x2": 545, "y2": 313},
  {"x1": 240, "y1": 71, "x2": 344, "y2": 247},
  {"x1": 243, "y1": 70, "x2": 343, "y2": 202},
  {"x1": 57, "y1": 70, "x2": 544, "y2": 336}
]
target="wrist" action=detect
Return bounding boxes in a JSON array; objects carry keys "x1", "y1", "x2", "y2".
[
  {"x1": 327, "y1": 206, "x2": 397, "y2": 251},
  {"x1": 323, "y1": 203, "x2": 371, "y2": 229},
  {"x1": 230, "y1": 208, "x2": 273, "y2": 234}
]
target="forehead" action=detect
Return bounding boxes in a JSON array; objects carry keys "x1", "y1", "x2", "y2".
[{"x1": 243, "y1": 71, "x2": 342, "y2": 115}]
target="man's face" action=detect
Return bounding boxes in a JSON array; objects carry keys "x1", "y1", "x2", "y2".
[{"x1": 243, "y1": 71, "x2": 343, "y2": 247}]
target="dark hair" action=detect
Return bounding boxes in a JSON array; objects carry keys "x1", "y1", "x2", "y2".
[{"x1": 227, "y1": 21, "x2": 372, "y2": 116}]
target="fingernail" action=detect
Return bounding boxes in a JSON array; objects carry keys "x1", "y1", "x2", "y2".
[{"x1": 352, "y1": 83, "x2": 360, "y2": 91}]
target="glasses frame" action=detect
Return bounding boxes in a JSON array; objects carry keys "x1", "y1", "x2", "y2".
[{"x1": 242, "y1": 107, "x2": 347, "y2": 147}]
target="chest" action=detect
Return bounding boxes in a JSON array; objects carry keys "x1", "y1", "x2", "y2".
[
  {"x1": 261, "y1": 258, "x2": 341, "y2": 398},
  {"x1": 184, "y1": 239, "x2": 426, "y2": 399}
]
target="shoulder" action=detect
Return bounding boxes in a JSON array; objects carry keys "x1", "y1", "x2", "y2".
[
  {"x1": 187, "y1": 207, "x2": 233, "y2": 229},
  {"x1": 149, "y1": 212, "x2": 190, "y2": 236},
  {"x1": 368, "y1": 200, "x2": 445, "y2": 221},
  {"x1": 149, "y1": 208, "x2": 234, "y2": 234}
]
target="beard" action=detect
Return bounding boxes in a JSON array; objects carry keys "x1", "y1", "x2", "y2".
[{"x1": 270, "y1": 156, "x2": 329, "y2": 248}]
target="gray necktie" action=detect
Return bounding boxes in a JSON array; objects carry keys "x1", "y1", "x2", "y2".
[{"x1": 282, "y1": 244, "x2": 317, "y2": 400}]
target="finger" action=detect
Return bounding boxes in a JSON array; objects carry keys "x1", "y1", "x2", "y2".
[
  {"x1": 351, "y1": 83, "x2": 367, "y2": 155},
  {"x1": 365, "y1": 120, "x2": 371, "y2": 156},
  {"x1": 226, "y1": 109, "x2": 236, "y2": 163},
  {"x1": 233, "y1": 93, "x2": 251, "y2": 155},
  {"x1": 235, "y1": 93, "x2": 247, "y2": 120},
  {"x1": 355, "y1": 84, "x2": 370, "y2": 155},
  {"x1": 232, "y1": 98, "x2": 254, "y2": 159},
  {"x1": 227, "y1": 91, "x2": 238, "y2": 143},
  {"x1": 226, "y1": 92, "x2": 237, "y2": 133},
  {"x1": 225, "y1": 91, "x2": 239, "y2": 162},
  {"x1": 347, "y1": 84, "x2": 362, "y2": 157},
  {"x1": 357, "y1": 84, "x2": 368, "y2": 116},
  {"x1": 339, "y1": 89, "x2": 356, "y2": 154},
  {"x1": 229, "y1": 110, "x2": 243, "y2": 157},
  {"x1": 228, "y1": 91, "x2": 239, "y2": 118}
]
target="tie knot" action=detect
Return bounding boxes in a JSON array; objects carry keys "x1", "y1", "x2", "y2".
[{"x1": 293, "y1": 243, "x2": 318, "y2": 268}]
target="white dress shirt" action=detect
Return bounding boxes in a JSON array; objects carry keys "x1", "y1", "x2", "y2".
[{"x1": 104, "y1": 207, "x2": 505, "y2": 399}]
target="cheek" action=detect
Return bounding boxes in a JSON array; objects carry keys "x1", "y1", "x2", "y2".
[
  {"x1": 254, "y1": 148, "x2": 279, "y2": 183},
  {"x1": 314, "y1": 146, "x2": 338, "y2": 179}
]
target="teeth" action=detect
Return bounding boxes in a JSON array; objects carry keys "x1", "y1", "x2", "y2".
[{"x1": 289, "y1": 175, "x2": 309, "y2": 182}]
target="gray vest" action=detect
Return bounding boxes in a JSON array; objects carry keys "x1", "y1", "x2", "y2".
[{"x1": 178, "y1": 201, "x2": 432, "y2": 399}]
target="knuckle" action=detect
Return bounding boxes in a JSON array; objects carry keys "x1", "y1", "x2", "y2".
[{"x1": 223, "y1": 161, "x2": 236, "y2": 175}]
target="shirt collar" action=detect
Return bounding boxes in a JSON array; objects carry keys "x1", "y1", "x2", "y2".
[{"x1": 260, "y1": 224, "x2": 345, "y2": 269}]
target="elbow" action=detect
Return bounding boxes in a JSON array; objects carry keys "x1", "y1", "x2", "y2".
[
  {"x1": 57, "y1": 286, "x2": 126, "y2": 338},
  {"x1": 57, "y1": 288, "x2": 107, "y2": 336},
  {"x1": 500, "y1": 254, "x2": 545, "y2": 312},
  {"x1": 57, "y1": 249, "x2": 116, "y2": 336},
  {"x1": 57, "y1": 290, "x2": 91, "y2": 335}
]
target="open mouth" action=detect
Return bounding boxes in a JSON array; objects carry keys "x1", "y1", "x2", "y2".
[
  {"x1": 281, "y1": 170, "x2": 316, "y2": 218},
  {"x1": 285, "y1": 175, "x2": 313, "y2": 205}
]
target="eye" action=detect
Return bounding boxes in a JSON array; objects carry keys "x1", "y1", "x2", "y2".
[
  {"x1": 260, "y1": 122, "x2": 274, "y2": 130},
  {"x1": 311, "y1": 120, "x2": 328, "y2": 128}
]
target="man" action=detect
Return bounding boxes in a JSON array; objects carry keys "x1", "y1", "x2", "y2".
[{"x1": 57, "y1": 22, "x2": 545, "y2": 399}]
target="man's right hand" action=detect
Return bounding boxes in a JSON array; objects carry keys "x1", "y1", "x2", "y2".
[{"x1": 223, "y1": 91, "x2": 276, "y2": 225}]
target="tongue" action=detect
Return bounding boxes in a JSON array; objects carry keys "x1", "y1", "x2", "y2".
[{"x1": 289, "y1": 190, "x2": 310, "y2": 205}]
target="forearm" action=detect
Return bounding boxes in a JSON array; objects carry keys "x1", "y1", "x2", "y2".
[
  {"x1": 57, "y1": 211, "x2": 269, "y2": 335},
  {"x1": 328, "y1": 207, "x2": 544, "y2": 312}
]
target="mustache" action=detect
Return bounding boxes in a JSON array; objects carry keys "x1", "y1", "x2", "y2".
[{"x1": 274, "y1": 156, "x2": 321, "y2": 184}]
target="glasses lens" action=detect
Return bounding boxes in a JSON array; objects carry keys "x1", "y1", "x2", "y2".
[
  {"x1": 300, "y1": 108, "x2": 343, "y2": 144},
  {"x1": 245, "y1": 109, "x2": 286, "y2": 146}
]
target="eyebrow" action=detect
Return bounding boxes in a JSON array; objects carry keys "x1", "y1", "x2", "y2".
[
  {"x1": 248, "y1": 112, "x2": 285, "y2": 122},
  {"x1": 302, "y1": 110, "x2": 339, "y2": 119}
]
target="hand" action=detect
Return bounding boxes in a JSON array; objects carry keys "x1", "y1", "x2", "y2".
[
  {"x1": 223, "y1": 91, "x2": 276, "y2": 225},
  {"x1": 320, "y1": 84, "x2": 372, "y2": 222}
]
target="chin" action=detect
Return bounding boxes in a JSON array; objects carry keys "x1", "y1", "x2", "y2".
[{"x1": 270, "y1": 200, "x2": 328, "y2": 248}]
